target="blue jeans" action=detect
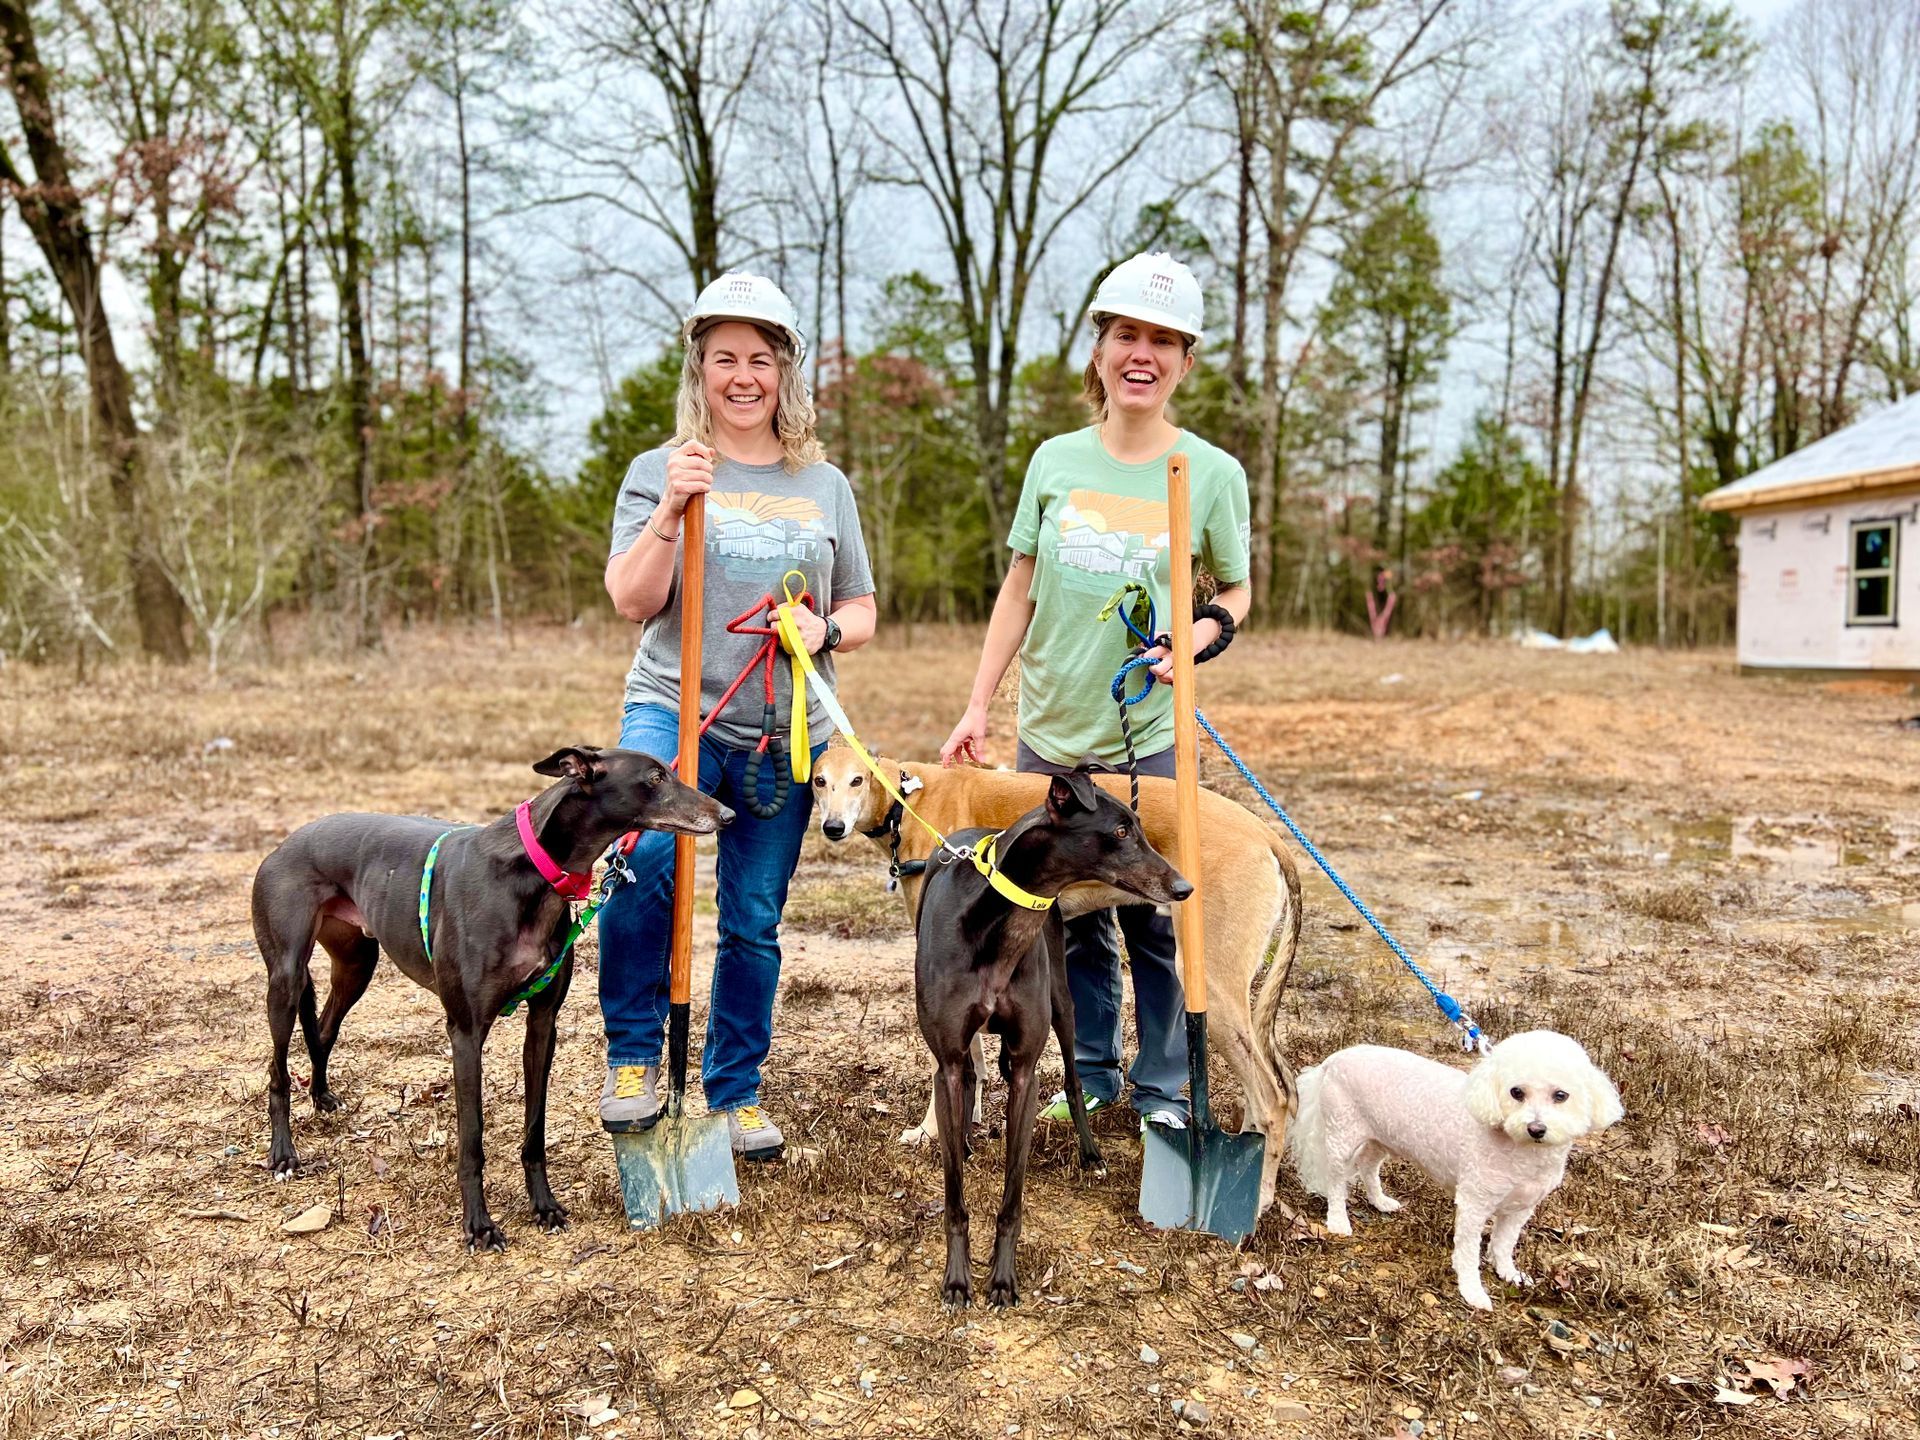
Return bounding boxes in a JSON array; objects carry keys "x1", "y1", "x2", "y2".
[
  {"x1": 597, "y1": 702, "x2": 823, "y2": 1110},
  {"x1": 1016, "y1": 741, "x2": 1189, "y2": 1116}
]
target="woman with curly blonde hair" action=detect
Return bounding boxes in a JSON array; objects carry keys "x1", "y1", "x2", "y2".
[{"x1": 599, "y1": 272, "x2": 877, "y2": 1160}]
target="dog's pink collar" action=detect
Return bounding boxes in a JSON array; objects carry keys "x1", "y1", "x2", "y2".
[{"x1": 516, "y1": 801, "x2": 592, "y2": 901}]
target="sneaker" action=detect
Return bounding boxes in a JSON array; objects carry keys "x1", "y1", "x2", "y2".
[
  {"x1": 727, "y1": 1104, "x2": 785, "y2": 1161},
  {"x1": 1140, "y1": 1107, "x2": 1188, "y2": 1133},
  {"x1": 1039, "y1": 1091, "x2": 1109, "y2": 1124},
  {"x1": 599, "y1": 1064, "x2": 661, "y2": 1133}
]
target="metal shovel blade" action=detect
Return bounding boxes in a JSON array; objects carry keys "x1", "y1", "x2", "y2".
[
  {"x1": 610, "y1": 992, "x2": 738, "y2": 1232},
  {"x1": 1139, "y1": 1118, "x2": 1265, "y2": 1245},
  {"x1": 611, "y1": 1109, "x2": 739, "y2": 1231}
]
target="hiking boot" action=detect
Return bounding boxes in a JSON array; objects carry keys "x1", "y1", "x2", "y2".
[
  {"x1": 1039, "y1": 1090, "x2": 1109, "y2": 1124},
  {"x1": 1140, "y1": 1107, "x2": 1189, "y2": 1134},
  {"x1": 599, "y1": 1064, "x2": 661, "y2": 1133},
  {"x1": 727, "y1": 1104, "x2": 785, "y2": 1161}
]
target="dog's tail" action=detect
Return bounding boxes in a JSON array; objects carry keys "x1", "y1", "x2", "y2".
[
  {"x1": 1286, "y1": 1063, "x2": 1331, "y2": 1197},
  {"x1": 1250, "y1": 833, "x2": 1303, "y2": 1129}
]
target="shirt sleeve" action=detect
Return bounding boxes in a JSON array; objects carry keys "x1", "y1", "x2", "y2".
[
  {"x1": 1006, "y1": 448, "x2": 1047, "y2": 556},
  {"x1": 1200, "y1": 456, "x2": 1252, "y2": 587},
  {"x1": 609, "y1": 449, "x2": 668, "y2": 559},
  {"x1": 830, "y1": 468, "x2": 876, "y2": 602}
]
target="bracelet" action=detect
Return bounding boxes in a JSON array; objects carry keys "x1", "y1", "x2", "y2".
[{"x1": 648, "y1": 514, "x2": 680, "y2": 544}]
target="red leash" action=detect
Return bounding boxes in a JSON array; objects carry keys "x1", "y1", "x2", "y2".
[{"x1": 610, "y1": 586, "x2": 815, "y2": 856}]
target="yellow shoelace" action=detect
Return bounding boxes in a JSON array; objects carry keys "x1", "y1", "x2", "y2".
[
  {"x1": 735, "y1": 1104, "x2": 769, "y2": 1131},
  {"x1": 612, "y1": 1066, "x2": 650, "y2": 1100}
]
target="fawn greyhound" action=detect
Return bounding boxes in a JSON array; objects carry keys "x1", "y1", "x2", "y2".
[
  {"x1": 251, "y1": 746, "x2": 730, "y2": 1249},
  {"x1": 812, "y1": 743, "x2": 1302, "y2": 1211},
  {"x1": 916, "y1": 771, "x2": 1191, "y2": 1307}
]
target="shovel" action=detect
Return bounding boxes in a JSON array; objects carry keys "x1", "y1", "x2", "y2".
[
  {"x1": 613, "y1": 491, "x2": 740, "y2": 1229},
  {"x1": 1138, "y1": 452, "x2": 1265, "y2": 1245}
]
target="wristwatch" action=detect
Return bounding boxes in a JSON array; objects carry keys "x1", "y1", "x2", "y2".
[{"x1": 821, "y1": 616, "x2": 842, "y2": 652}]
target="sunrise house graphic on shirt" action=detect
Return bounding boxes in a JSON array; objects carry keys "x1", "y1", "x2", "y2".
[
  {"x1": 708, "y1": 491, "x2": 824, "y2": 564},
  {"x1": 1053, "y1": 490, "x2": 1169, "y2": 580}
]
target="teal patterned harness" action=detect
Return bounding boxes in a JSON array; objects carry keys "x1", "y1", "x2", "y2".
[{"x1": 417, "y1": 824, "x2": 632, "y2": 1017}]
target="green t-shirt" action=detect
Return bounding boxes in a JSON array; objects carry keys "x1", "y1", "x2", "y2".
[{"x1": 1007, "y1": 427, "x2": 1251, "y2": 767}]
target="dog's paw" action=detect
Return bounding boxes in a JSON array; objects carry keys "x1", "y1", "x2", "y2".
[
  {"x1": 986, "y1": 1277, "x2": 1019, "y2": 1310},
  {"x1": 1079, "y1": 1144, "x2": 1107, "y2": 1178},
  {"x1": 1495, "y1": 1266, "x2": 1532, "y2": 1287},
  {"x1": 1458, "y1": 1283, "x2": 1494, "y2": 1311},
  {"x1": 898, "y1": 1126, "x2": 934, "y2": 1147},
  {"x1": 532, "y1": 1202, "x2": 570, "y2": 1232},
  {"x1": 465, "y1": 1216, "x2": 508, "y2": 1253},
  {"x1": 941, "y1": 1281, "x2": 972, "y2": 1310},
  {"x1": 1323, "y1": 1213, "x2": 1353, "y2": 1237},
  {"x1": 311, "y1": 1088, "x2": 342, "y2": 1114},
  {"x1": 269, "y1": 1146, "x2": 299, "y2": 1179},
  {"x1": 1369, "y1": 1194, "x2": 1401, "y2": 1213}
]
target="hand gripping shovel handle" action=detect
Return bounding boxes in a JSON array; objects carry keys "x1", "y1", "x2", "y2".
[{"x1": 670, "y1": 493, "x2": 705, "y2": 1111}]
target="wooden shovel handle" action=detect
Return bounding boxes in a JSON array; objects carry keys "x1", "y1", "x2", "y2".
[
  {"x1": 1165, "y1": 453, "x2": 1207, "y2": 1015},
  {"x1": 672, "y1": 494, "x2": 705, "y2": 1009}
]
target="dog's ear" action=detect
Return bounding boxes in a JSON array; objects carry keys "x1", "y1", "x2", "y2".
[
  {"x1": 1462, "y1": 1050, "x2": 1505, "y2": 1128},
  {"x1": 532, "y1": 746, "x2": 605, "y2": 786},
  {"x1": 1583, "y1": 1061, "x2": 1624, "y2": 1131},
  {"x1": 1046, "y1": 771, "x2": 1099, "y2": 819}
]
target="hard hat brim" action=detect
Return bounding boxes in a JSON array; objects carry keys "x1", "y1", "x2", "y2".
[
  {"x1": 683, "y1": 313, "x2": 808, "y2": 358},
  {"x1": 1088, "y1": 304, "x2": 1202, "y2": 345}
]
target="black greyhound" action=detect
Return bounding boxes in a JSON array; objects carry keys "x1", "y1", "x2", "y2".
[
  {"x1": 915, "y1": 770, "x2": 1192, "y2": 1308},
  {"x1": 250, "y1": 746, "x2": 731, "y2": 1249}
]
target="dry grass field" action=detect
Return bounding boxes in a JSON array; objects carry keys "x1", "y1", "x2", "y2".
[{"x1": 1, "y1": 624, "x2": 1916, "y2": 1439}]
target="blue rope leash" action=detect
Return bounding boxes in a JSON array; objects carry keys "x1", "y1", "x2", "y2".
[
  {"x1": 1101, "y1": 598, "x2": 1488, "y2": 1054},
  {"x1": 1193, "y1": 709, "x2": 1487, "y2": 1054}
]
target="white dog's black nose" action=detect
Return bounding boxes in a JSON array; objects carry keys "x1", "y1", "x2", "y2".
[{"x1": 1526, "y1": 1121, "x2": 1548, "y2": 1140}]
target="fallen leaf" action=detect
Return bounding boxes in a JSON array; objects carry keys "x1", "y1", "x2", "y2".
[
  {"x1": 1544, "y1": 1319, "x2": 1591, "y2": 1354},
  {"x1": 1696, "y1": 1122, "x2": 1731, "y2": 1149},
  {"x1": 370, "y1": 1154, "x2": 390, "y2": 1180},
  {"x1": 1732, "y1": 1355, "x2": 1810, "y2": 1397},
  {"x1": 281, "y1": 1203, "x2": 331, "y2": 1235},
  {"x1": 1665, "y1": 1375, "x2": 1755, "y2": 1406},
  {"x1": 730, "y1": 1387, "x2": 762, "y2": 1408},
  {"x1": 367, "y1": 1205, "x2": 388, "y2": 1238},
  {"x1": 1694, "y1": 1221, "x2": 1740, "y2": 1236}
]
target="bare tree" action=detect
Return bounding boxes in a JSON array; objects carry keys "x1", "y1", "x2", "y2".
[
  {"x1": 1235, "y1": 0, "x2": 1468, "y2": 614},
  {"x1": 559, "y1": 0, "x2": 779, "y2": 315},
  {"x1": 1, "y1": 0, "x2": 193, "y2": 660},
  {"x1": 840, "y1": 0, "x2": 1200, "y2": 554},
  {"x1": 1776, "y1": 0, "x2": 1920, "y2": 437}
]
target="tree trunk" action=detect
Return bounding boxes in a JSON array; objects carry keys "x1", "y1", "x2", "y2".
[
  {"x1": 330, "y1": 7, "x2": 376, "y2": 644},
  {"x1": 0, "y1": 0, "x2": 189, "y2": 661},
  {"x1": 0, "y1": 202, "x2": 9, "y2": 374}
]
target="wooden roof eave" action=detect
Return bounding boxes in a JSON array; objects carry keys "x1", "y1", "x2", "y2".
[{"x1": 1700, "y1": 463, "x2": 1920, "y2": 515}]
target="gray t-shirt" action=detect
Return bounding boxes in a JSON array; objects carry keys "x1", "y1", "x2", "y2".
[{"x1": 610, "y1": 445, "x2": 875, "y2": 751}]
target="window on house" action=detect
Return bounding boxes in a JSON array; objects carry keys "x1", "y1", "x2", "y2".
[{"x1": 1849, "y1": 520, "x2": 1897, "y2": 625}]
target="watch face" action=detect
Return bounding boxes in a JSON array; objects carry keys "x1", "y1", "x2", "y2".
[{"x1": 824, "y1": 618, "x2": 841, "y2": 650}]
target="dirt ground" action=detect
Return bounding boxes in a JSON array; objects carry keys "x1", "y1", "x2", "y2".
[{"x1": 2, "y1": 625, "x2": 1916, "y2": 1440}]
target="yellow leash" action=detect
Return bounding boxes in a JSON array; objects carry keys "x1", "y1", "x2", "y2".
[{"x1": 770, "y1": 576, "x2": 1051, "y2": 913}]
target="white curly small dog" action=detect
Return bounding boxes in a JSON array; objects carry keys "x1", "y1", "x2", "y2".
[{"x1": 1288, "y1": 1030, "x2": 1623, "y2": 1310}]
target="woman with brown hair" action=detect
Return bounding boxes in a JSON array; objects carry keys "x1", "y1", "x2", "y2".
[{"x1": 939, "y1": 252, "x2": 1251, "y2": 1134}]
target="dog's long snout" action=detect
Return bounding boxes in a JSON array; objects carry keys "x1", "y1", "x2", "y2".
[
  {"x1": 1168, "y1": 876, "x2": 1194, "y2": 902},
  {"x1": 1526, "y1": 1121, "x2": 1548, "y2": 1140},
  {"x1": 821, "y1": 818, "x2": 848, "y2": 841},
  {"x1": 713, "y1": 801, "x2": 737, "y2": 829}
]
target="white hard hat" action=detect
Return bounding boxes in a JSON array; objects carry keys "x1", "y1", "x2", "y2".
[
  {"x1": 683, "y1": 271, "x2": 807, "y2": 360},
  {"x1": 1087, "y1": 251, "x2": 1204, "y2": 344}
]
